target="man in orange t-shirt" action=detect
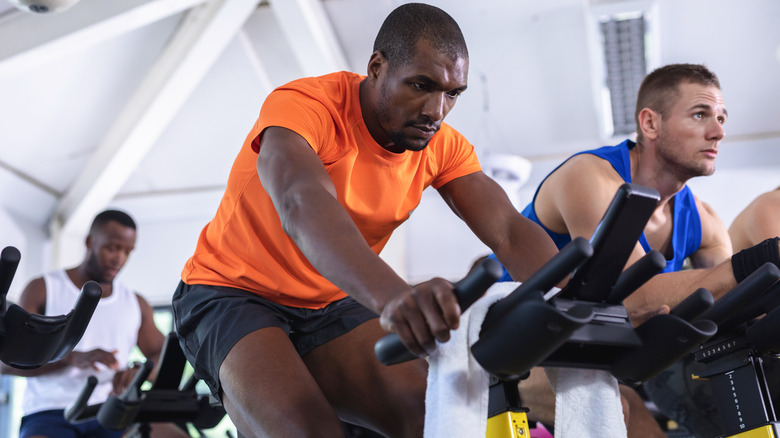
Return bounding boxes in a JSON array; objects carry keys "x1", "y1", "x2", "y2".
[{"x1": 172, "y1": 4, "x2": 559, "y2": 437}]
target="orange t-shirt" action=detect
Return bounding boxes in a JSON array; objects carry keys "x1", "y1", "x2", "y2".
[{"x1": 181, "y1": 71, "x2": 482, "y2": 308}]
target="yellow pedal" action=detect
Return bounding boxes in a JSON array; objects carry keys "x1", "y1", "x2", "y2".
[{"x1": 486, "y1": 410, "x2": 531, "y2": 438}]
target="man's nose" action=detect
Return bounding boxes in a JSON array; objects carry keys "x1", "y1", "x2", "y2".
[
  {"x1": 421, "y1": 93, "x2": 447, "y2": 122},
  {"x1": 708, "y1": 119, "x2": 725, "y2": 141}
]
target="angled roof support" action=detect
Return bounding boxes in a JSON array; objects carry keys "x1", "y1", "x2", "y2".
[
  {"x1": 0, "y1": 0, "x2": 209, "y2": 80},
  {"x1": 49, "y1": 0, "x2": 260, "y2": 267},
  {"x1": 268, "y1": 0, "x2": 350, "y2": 76}
]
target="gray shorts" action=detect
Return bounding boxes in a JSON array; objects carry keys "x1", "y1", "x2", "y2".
[{"x1": 171, "y1": 281, "x2": 378, "y2": 402}]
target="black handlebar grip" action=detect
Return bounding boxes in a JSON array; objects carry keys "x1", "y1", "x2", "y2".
[
  {"x1": 487, "y1": 237, "x2": 593, "y2": 323},
  {"x1": 0, "y1": 246, "x2": 21, "y2": 302},
  {"x1": 451, "y1": 258, "x2": 504, "y2": 309},
  {"x1": 70, "y1": 281, "x2": 102, "y2": 323},
  {"x1": 120, "y1": 360, "x2": 154, "y2": 400},
  {"x1": 607, "y1": 250, "x2": 666, "y2": 304},
  {"x1": 64, "y1": 375, "x2": 99, "y2": 422},
  {"x1": 698, "y1": 263, "x2": 780, "y2": 326},
  {"x1": 670, "y1": 288, "x2": 714, "y2": 322},
  {"x1": 374, "y1": 258, "x2": 503, "y2": 366},
  {"x1": 52, "y1": 281, "x2": 103, "y2": 361}
]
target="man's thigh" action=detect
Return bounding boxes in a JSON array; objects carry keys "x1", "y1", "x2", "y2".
[
  {"x1": 219, "y1": 326, "x2": 345, "y2": 436},
  {"x1": 303, "y1": 319, "x2": 428, "y2": 429}
]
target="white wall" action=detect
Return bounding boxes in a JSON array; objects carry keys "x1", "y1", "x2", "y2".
[
  {"x1": 115, "y1": 217, "x2": 207, "y2": 306},
  {"x1": 4, "y1": 0, "x2": 780, "y2": 304},
  {"x1": 0, "y1": 210, "x2": 48, "y2": 304}
]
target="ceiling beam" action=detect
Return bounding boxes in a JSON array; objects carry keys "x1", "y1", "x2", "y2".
[
  {"x1": 50, "y1": 0, "x2": 260, "y2": 265},
  {"x1": 268, "y1": 0, "x2": 350, "y2": 76},
  {"x1": 237, "y1": 29, "x2": 274, "y2": 94},
  {"x1": 0, "y1": 0, "x2": 209, "y2": 80}
]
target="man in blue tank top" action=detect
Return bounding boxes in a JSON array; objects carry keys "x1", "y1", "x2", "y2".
[{"x1": 487, "y1": 64, "x2": 780, "y2": 437}]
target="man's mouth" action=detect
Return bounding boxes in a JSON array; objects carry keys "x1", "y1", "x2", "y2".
[
  {"x1": 410, "y1": 124, "x2": 438, "y2": 137},
  {"x1": 702, "y1": 148, "x2": 718, "y2": 158}
]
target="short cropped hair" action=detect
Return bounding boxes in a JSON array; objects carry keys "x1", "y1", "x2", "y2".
[
  {"x1": 373, "y1": 3, "x2": 468, "y2": 70},
  {"x1": 89, "y1": 209, "x2": 136, "y2": 236},
  {"x1": 635, "y1": 63, "x2": 721, "y2": 143}
]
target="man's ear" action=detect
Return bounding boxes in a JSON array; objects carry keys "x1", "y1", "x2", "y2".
[
  {"x1": 637, "y1": 108, "x2": 661, "y2": 141},
  {"x1": 366, "y1": 50, "x2": 385, "y2": 83}
]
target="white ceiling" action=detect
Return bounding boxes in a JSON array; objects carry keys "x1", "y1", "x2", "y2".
[{"x1": 1, "y1": 0, "x2": 779, "y2": 256}]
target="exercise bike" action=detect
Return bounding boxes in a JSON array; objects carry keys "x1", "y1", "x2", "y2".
[
  {"x1": 0, "y1": 245, "x2": 102, "y2": 369},
  {"x1": 376, "y1": 183, "x2": 720, "y2": 437},
  {"x1": 687, "y1": 262, "x2": 780, "y2": 438},
  {"x1": 65, "y1": 332, "x2": 228, "y2": 438}
]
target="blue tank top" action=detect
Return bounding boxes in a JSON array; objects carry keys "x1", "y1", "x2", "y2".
[{"x1": 490, "y1": 140, "x2": 702, "y2": 281}]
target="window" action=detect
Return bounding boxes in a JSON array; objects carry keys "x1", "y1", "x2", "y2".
[{"x1": 600, "y1": 13, "x2": 648, "y2": 136}]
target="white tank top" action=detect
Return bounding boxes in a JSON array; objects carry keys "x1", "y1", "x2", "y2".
[{"x1": 22, "y1": 270, "x2": 142, "y2": 415}]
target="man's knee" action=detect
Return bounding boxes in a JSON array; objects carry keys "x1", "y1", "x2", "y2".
[{"x1": 517, "y1": 367, "x2": 555, "y2": 426}]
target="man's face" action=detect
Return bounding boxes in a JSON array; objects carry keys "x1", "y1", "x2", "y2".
[
  {"x1": 655, "y1": 82, "x2": 727, "y2": 179},
  {"x1": 371, "y1": 39, "x2": 468, "y2": 153},
  {"x1": 85, "y1": 220, "x2": 136, "y2": 284}
]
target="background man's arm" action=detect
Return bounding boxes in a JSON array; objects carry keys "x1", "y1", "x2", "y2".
[
  {"x1": 111, "y1": 293, "x2": 166, "y2": 394},
  {"x1": 744, "y1": 191, "x2": 780, "y2": 245}
]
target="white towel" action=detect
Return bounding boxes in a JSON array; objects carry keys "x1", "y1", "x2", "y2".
[
  {"x1": 423, "y1": 282, "x2": 517, "y2": 438},
  {"x1": 545, "y1": 367, "x2": 628, "y2": 438}
]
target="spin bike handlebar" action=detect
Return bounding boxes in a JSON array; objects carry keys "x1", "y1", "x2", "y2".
[
  {"x1": 0, "y1": 246, "x2": 20, "y2": 307},
  {"x1": 697, "y1": 262, "x2": 780, "y2": 328},
  {"x1": 374, "y1": 257, "x2": 505, "y2": 366},
  {"x1": 375, "y1": 237, "x2": 594, "y2": 367},
  {"x1": 65, "y1": 359, "x2": 155, "y2": 428},
  {"x1": 65, "y1": 332, "x2": 227, "y2": 433},
  {"x1": 473, "y1": 184, "x2": 717, "y2": 383},
  {"x1": 0, "y1": 246, "x2": 102, "y2": 369}
]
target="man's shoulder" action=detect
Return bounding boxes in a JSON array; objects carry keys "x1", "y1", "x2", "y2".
[
  {"x1": 757, "y1": 188, "x2": 780, "y2": 204},
  {"x1": 747, "y1": 189, "x2": 780, "y2": 219},
  {"x1": 553, "y1": 150, "x2": 620, "y2": 180},
  {"x1": 280, "y1": 71, "x2": 363, "y2": 95}
]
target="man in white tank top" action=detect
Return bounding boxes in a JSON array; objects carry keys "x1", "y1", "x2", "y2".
[{"x1": 0, "y1": 210, "x2": 171, "y2": 438}]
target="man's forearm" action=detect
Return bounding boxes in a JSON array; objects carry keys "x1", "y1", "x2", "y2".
[
  {"x1": 279, "y1": 187, "x2": 408, "y2": 314},
  {"x1": 496, "y1": 219, "x2": 561, "y2": 285},
  {"x1": 623, "y1": 260, "x2": 737, "y2": 320}
]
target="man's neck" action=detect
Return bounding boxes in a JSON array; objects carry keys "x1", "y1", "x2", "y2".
[
  {"x1": 65, "y1": 266, "x2": 112, "y2": 298},
  {"x1": 629, "y1": 142, "x2": 687, "y2": 206}
]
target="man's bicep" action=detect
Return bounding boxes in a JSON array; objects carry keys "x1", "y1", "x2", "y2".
[
  {"x1": 750, "y1": 197, "x2": 780, "y2": 243},
  {"x1": 691, "y1": 200, "x2": 732, "y2": 268},
  {"x1": 17, "y1": 278, "x2": 46, "y2": 314},
  {"x1": 135, "y1": 294, "x2": 165, "y2": 359},
  {"x1": 542, "y1": 162, "x2": 620, "y2": 241},
  {"x1": 437, "y1": 171, "x2": 514, "y2": 240},
  {"x1": 256, "y1": 126, "x2": 337, "y2": 201}
]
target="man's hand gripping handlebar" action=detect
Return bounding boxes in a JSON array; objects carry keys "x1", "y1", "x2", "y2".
[{"x1": 374, "y1": 258, "x2": 504, "y2": 366}]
